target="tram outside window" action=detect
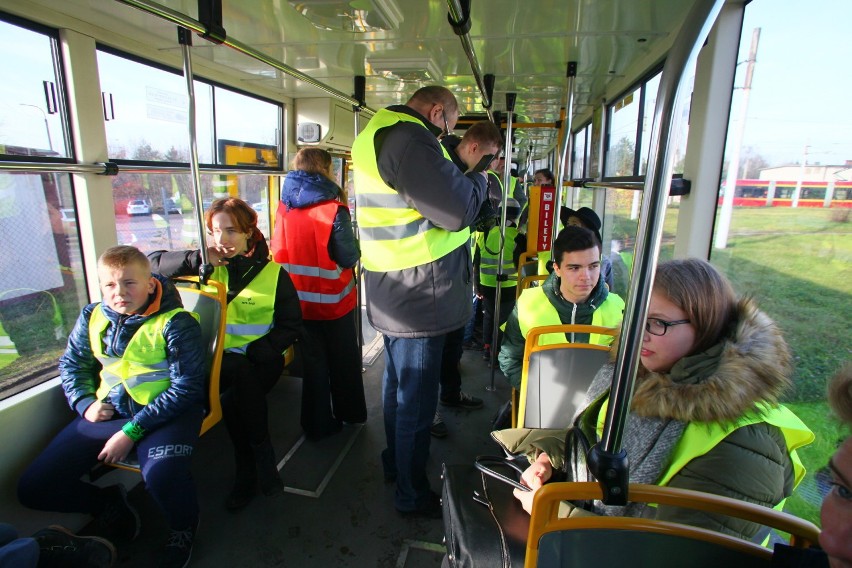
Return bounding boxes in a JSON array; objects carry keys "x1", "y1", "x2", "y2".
[
  {"x1": 0, "y1": 171, "x2": 88, "y2": 400},
  {"x1": 710, "y1": 0, "x2": 852, "y2": 527},
  {"x1": 0, "y1": 17, "x2": 71, "y2": 159}
]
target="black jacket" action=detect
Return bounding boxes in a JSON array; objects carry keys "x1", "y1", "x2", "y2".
[{"x1": 148, "y1": 238, "x2": 303, "y2": 363}]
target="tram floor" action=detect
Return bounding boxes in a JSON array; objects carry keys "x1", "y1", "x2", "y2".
[{"x1": 113, "y1": 342, "x2": 514, "y2": 567}]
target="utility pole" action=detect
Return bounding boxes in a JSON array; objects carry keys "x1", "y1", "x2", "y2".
[
  {"x1": 792, "y1": 145, "x2": 809, "y2": 208},
  {"x1": 19, "y1": 103, "x2": 53, "y2": 152},
  {"x1": 715, "y1": 27, "x2": 760, "y2": 250}
]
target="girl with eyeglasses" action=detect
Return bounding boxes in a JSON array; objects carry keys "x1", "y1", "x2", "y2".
[{"x1": 494, "y1": 258, "x2": 814, "y2": 542}]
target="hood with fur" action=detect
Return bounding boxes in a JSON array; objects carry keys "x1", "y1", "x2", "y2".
[{"x1": 629, "y1": 298, "x2": 793, "y2": 423}]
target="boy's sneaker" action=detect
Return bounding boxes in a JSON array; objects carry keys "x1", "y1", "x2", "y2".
[
  {"x1": 159, "y1": 519, "x2": 198, "y2": 568},
  {"x1": 97, "y1": 485, "x2": 141, "y2": 543},
  {"x1": 440, "y1": 391, "x2": 484, "y2": 410},
  {"x1": 430, "y1": 412, "x2": 448, "y2": 438},
  {"x1": 33, "y1": 525, "x2": 117, "y2": 568}
]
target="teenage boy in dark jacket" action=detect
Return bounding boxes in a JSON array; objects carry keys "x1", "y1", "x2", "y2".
[{"x1": 18, "y1": 245, "x2": 206, "y2": 568}]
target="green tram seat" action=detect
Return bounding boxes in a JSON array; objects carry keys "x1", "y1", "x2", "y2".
[
  {"x1": 514, "y1": 324, "x2": 616, "y2": 429},
  {"x1": 525, "y1": 482, "x2": 821, "y2": 568}
]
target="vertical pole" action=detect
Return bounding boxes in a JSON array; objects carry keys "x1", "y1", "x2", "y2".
[
  {"x1": 352, "y1": 76, "x2": 366, "y2": 356},
  {"x1": 489, "y1": 92, "x2": 516, "y2": 391},
  {"x1": 714, "y1": 27, "x2": 760, "y2": 249},
  {"x1": 766, "y1": 180, "x2": 776, "y2": 206},
  {"x1": 551, "y1": 63, "x2": 577, "y2": 257},
  {"x1": 178, "y1": 27, "x2": 210, "y2": 274},
  {"x1": 824, "y1": 180, "x2": 835, "y2": 208}
]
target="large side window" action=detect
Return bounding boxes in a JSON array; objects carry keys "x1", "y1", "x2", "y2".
[
  {"x1": 96, "y1": 49, "x2": 284, "y2": 254},
  {"x1": 0, "y1": 16, "x2": 87, "y2": 400},
  {"x1": 709, "y1": 0, "x2": 851, "y2": 528},
  {"x1": 0, "y1": 18, "x2": 71, "y2": 159}
]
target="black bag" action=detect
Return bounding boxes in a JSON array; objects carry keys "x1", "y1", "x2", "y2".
[{"x1": 441, "y1": 457, "x2": 530, "y2": 568}]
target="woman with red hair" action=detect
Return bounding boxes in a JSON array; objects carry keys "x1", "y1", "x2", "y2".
[{"x1": 150, "y1": 197, "x2": 303, "y2": 511}]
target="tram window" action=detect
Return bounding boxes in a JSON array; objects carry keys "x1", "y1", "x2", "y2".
[
  {"x1": 0, "y1": 172, "x2": 87, "y2": 400},
  {"x1": 711, "y1": 0, "x2": 852, "y2": 527},
  {"x1": 213, "y1": 89, "x2": 280, "y2": 165},
  {"x1": 113, "y1": 172, "x2": 277, "y2": 255},
  {"x1": 638, "y1": 73, "x2": 661, "y2": 176},
  {"x1": 97, "y1": 50, "x2": 215, "y2": 163},
  {"x1": 571, "y1": 124, "x2": 589, "y2": 179},
  {"x1": 0, "y1": 18, "x2": 71, "y2": 159},
  {"x1": 606, "y1": 86, "x2": 640, "y2": 176}
]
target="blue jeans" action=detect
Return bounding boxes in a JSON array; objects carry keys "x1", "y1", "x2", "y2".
[
  {"x1": 380, "y1": 334, "x2": 446, "y2": 511},
  {"x1": 463, "y1": 295, "x2": 480, "y2": 343}
]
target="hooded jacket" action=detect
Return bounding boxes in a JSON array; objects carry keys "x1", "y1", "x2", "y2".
[
  {"x1": 148, "y1": 238, "x2": 303, "y2": 364},
  {"x1": 493, "y1": 298, "x2": 811, "y2": 541},
  {"x1": 355, "y1": 104, "x2": 489, "y2": 337},
  {"x1": 60, "y1": 273, "x2": 205, "y2": 435},
  {"x1": 498, "y1": 270, "x2": 620, "y2": 389},
  {"x1": 276, "y1": 170, "x2": 359, "y2": 269}
]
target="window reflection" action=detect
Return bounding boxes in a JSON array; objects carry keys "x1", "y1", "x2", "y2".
[{"x1": 0, "y1": 173, "x2": 86, "y2": 400}]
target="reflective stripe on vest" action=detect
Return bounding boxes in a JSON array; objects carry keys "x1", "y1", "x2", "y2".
[
  {"x1": 206, "y1": 263, "x2": 280, "y2": 353},
  {"x1": 352, "y1": 108, "x2": 471, "y2": 271},
  {"x1": 477, "y1": 225, "x2": 519, "y2": 288},
  {"x1": 89, "y1": 304, "x2": 191, "y2": 405},
  {"x1": 273, "y1": 200, "x2": 357, "y2": 320},
  {"x1": 516, "y1": 285, "x2": 623, "y2": 346}
]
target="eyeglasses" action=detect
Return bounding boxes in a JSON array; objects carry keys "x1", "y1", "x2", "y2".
[
  {"x1": 441, "y1": 110, "x2": 452, "y2": 138},
  {"x1": 645, "y1": 318, "x2": 690, "y2": 336}
]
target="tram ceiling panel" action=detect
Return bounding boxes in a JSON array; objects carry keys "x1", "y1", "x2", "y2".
[{"x1": 9, "y1": 0, "x2": 695, "y2": 146}]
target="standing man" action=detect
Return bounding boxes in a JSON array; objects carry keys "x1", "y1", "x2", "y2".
[{"x1": 352, "y1": 86, "x2": 489, "y2": 517}]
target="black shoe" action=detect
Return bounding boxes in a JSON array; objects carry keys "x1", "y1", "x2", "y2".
[
  {"x1": 462, "y1": 340, "x2": 483, "y2": 351},
  {"x1": 34, "y1": 525, "x2": 117, "y2": 568},
  {"x1": 225, "y1": 451, "x2": 257, "y2": 511},
  {"x1": 440, "y1": 391, "x2": 484, "y2": 410},
  {"x1": 397, "y1": 492, "x2": 442, "y2": 519},
  {"x1": 252, "y1": 438, "x2": 284, "y2": 496},
  {"x1": 430, "y1": 412, "x2": 448, "y2": 438},
  {"x1": 97, "y1": 485, "x2": 141, "y2": 543},
  {"x1": 159, "y1": 520, "x2": 198, "y2": 568}
]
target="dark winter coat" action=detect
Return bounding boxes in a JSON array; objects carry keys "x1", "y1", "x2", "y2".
[
  {"x1": 148, "y1": 238, "x2": 303, "y2": 364},
  {"x1": 60, "y1": 273, "x2": 206, "y2": 434}
]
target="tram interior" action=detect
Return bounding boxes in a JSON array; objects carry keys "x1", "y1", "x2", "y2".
[{"x1": 1, "y1": 0, "x2": 848, "y2": 566}]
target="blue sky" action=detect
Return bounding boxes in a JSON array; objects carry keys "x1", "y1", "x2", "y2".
[{"x1": 731, "y1": 0, "x2": 852, "y2": 167}]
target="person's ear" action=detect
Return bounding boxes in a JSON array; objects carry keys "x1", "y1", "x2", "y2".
[{"x1": 147, "y1": 276, "x2": 157, "y2": 294}]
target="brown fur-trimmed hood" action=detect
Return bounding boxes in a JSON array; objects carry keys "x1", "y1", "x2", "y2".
[{"x1": 629, "y1": 298, "x2": 793, "y2": 423}]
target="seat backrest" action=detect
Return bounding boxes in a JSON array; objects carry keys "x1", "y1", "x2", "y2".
[
  {"x1": 525, "y1": 482, "x2": 821, "y2": 568},
  {"x1": 516, "y1": 324, "x2": 615, "y2": 428},
  {"x1": 516, "y1": 274, "x2": 548, "y2": 299},
  {"x1": 173, "y1": 277, "x2": 226, "y2": 437}
]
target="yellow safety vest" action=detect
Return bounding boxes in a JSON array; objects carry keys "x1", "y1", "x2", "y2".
[
  {"x1": 352, "y1": 108, "x2": 471, "y2": 272},
  {"x1": 0, "y1": 321, "x2": 19, "y2": 370},
  {"x1": 477, "y1": 225, "x2": 519, "y2": 288},
  {"x1": 206, "y1": 263, "x2": 280, "y2": 353},
  {"x1": 595, "y1": 400, "x2": 813, "y2": 511},
  {"x1": 89, "y1": 304, "x2": 191, "y2": 405},
  {"x1": 516, "y1": 285, "x2": 623, "y2": 346}
]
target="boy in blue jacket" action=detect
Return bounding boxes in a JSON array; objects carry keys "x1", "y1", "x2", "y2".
[{"x1": 18, "y1": 245, "x2": 206, "y2": 568}]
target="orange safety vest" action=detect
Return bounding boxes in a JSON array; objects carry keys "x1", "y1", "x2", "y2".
[{"x1": 272, "y1": 200, "x2": 356, "y2": 320}]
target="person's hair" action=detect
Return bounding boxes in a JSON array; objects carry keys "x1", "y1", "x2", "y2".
[
  {"x1": 98, "y1": 245, "x2": 150, "y2": 273},
  {"x1": 407, "y1": 86, "x2": 458, "y2": 116},
  {"x1": 534, "y1": 168, "x2": 554, "y2": 184},
  {"x1": 205, "y1": 198, "x2": 264, "y2": 248},
  {"x1": 460, "y1": 121, "x2": 503, "y2": 150},
  {"x1": 552, "y1": 226, "x2": 599, "y2": 265},
  {"x1": 293, "y1": 147, "x2": 333, "y2": 179},
  {"x1": 654, "y1": 259, "x2": 738, "y2": 355},
  {"x1": 828, "y1": 363, "x2": 852, "y2": 426}
]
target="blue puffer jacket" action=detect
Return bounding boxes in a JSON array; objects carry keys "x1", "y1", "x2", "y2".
[
  {"x1": 59, "y1": 273, "x2": 205, "y2": 435},
  {"x1": 281, "y1": 170, "x2": 360, "y2": 269}
]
